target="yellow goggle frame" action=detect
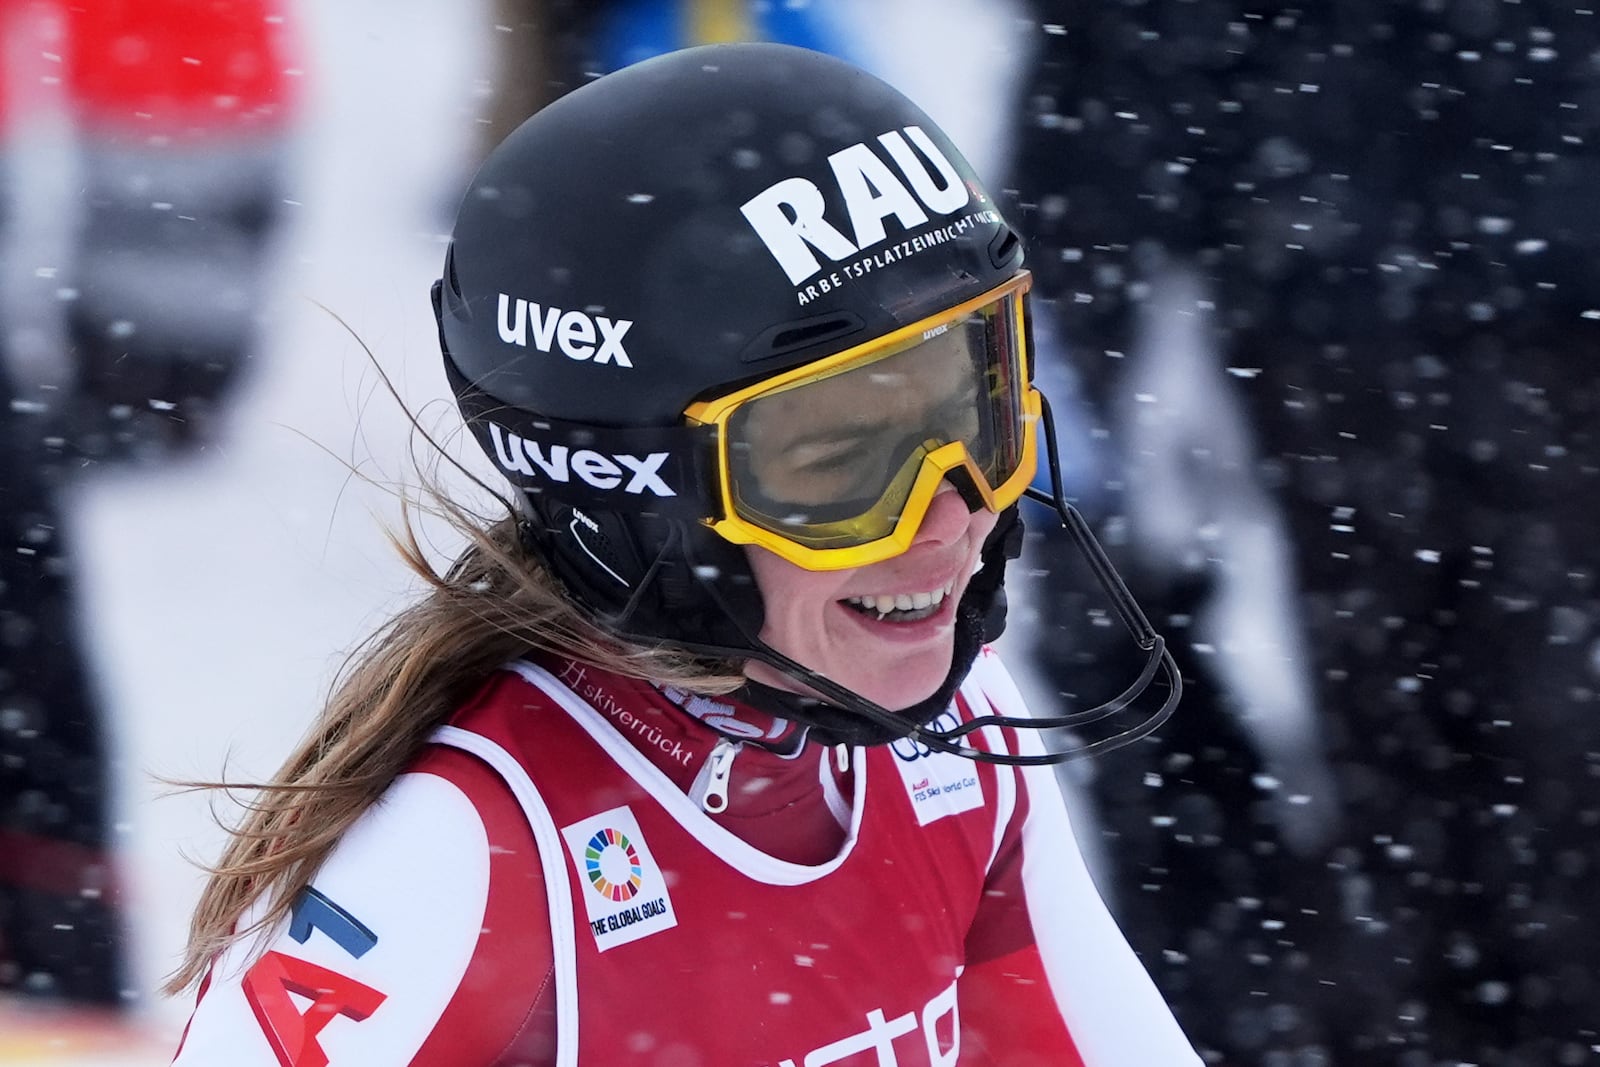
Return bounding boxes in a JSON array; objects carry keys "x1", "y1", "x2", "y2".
[{"x1": 684, "y1": 271, "x2": 1040, "y2": 571}]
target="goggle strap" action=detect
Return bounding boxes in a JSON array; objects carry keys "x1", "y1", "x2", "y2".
[{"x1": 454, "y1": 380, "x2": 712, "y2": 518}]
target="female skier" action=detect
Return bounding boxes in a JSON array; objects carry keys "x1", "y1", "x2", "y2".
[{"x1": 168, "y1": 43, "x2": 1198, "y2": 1066}]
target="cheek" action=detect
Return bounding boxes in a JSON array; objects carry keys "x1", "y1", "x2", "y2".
[
  {"x1": 971, "y1": 510, "x2": 1001, "y2": 544},
  {"x1": 745, "y1": 548, "x2": 851, "y2": 647},
  {"x1": 958, "y1": 511, "x2": 1001, "y2": 566}
]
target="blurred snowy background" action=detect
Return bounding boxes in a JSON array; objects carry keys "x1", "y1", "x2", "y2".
[
  {"x1": 2, "y1": 2, "x2": 1598, "y2": 1065},
  {"x1": 2, "y1": 1, "x2": 489, "y2": 1060}
]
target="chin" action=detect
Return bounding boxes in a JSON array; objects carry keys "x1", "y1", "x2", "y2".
[{"x1": 849, "y1": 656, "x2": 951, "y2": 712}]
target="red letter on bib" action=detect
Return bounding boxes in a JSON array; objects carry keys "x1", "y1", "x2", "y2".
[{"x1": 242, "y1": 951, "x2": 387, "y2": 1067}]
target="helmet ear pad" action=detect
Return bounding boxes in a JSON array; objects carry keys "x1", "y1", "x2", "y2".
[
  {"x1": 518, "y1": 492, "x2": 647, "y2": 618},
  {"x1": 519, "y1": 492, "x2": 765, "y2": 652}
]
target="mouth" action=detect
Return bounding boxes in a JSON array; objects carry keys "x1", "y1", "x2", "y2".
[{"x1": 839, "y1": 579, "x2": 957, "y2": 624}]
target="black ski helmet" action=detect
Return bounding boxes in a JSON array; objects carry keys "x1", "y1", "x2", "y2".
[
  {"x1": 434, "y1": 43, "x2": 1180, "y2": 761},
  {"x1": 438, "y1": 42, "x2": 1021, "y2": 427}
]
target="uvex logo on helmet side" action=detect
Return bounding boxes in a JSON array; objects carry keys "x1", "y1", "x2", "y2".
[
  {"x1": 740, "y1": 125, "x2": 972, "y2": 286},
  {"x1": 497, "y1": 295, "x2": 635, "y2": 368}
]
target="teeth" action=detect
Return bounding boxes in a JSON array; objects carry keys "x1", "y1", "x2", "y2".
[{"x1": 844, "y1": 580, "x2": 956, "y2": 616}]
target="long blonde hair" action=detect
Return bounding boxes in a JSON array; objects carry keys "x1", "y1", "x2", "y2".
[{"x1": 164, "y1": 487, "x2": 742, "y2": 994}]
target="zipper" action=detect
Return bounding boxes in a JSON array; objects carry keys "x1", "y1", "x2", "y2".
[{"x1": 691, "y1": 738, "x2": 740, "y2": 814}]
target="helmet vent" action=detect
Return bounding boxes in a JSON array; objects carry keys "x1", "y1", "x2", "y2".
[
  {"x1": 988, "y1": 227, "x2": 1022, "y2": 269},
  {"x1": 772, "y1": 317, "x2": 855, "y2": 349},
  {"x1": 743, "y1": 311, "x2": 866, "y2": 363}
]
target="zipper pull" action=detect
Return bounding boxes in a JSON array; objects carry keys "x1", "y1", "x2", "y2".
[{"x1": 697, "y1": 739, "x2": 739, "y2": 814}]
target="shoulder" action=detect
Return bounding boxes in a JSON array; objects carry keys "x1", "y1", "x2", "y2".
[
  {"x1": 447, "y1": 661, "x2": 559, "y2": 726},
  {"x1": 174, "y1": 746, "x2": 551, "y2": 1065}
]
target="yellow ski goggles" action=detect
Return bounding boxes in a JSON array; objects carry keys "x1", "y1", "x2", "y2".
[{"x1": 684, "y1": 271, "x2": 1039, "y2": 570}]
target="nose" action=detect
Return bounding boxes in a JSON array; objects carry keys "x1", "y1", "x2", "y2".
[{"x1": 910, "y1": 481, "x2": 976, "y2": 549}]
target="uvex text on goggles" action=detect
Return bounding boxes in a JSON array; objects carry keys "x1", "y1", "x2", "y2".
[{"x1": 452, "y1": 271, "x2": 1040, "y2": 571}]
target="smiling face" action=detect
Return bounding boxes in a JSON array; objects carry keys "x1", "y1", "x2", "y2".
[
  {"x1": 743, "y1": 484, "x2": 998, "y2": 710},
  {"x1": 728, "y1": 315, "x2": 1009, "y2": 710}
]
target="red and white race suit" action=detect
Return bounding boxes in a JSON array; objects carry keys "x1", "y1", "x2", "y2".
[{"x1": 173, "y1": 647, "x2": 1200, "y2": 1066}]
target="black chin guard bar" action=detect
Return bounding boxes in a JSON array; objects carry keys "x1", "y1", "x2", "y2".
[{"x1": 673, "y1": 391, "x2": 1182, "y2": 767}]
